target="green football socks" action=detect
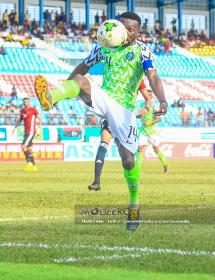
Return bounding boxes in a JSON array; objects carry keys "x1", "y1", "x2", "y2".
[
  {"x1": 157, "y1": 150, "x2": 168, "y2": 166},
  {"x1": 51, "y1": 80, "x2": 80, "y2": 104},
  {"x1": 136, "y1": 152, "x2": 142, "y2": 170},
  {"x1": 124, "y1": 163, "x2": 140, "y2": 205}
]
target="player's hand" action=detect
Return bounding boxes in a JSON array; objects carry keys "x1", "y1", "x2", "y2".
[
  {"x1": 154, "y1": 102, "x2": 168, "y2": 116},
  {"x1": 142, "y1": 122, "x2": 147, "y2": 127},
  {"x1": 12, "y1": 127, "x2": 16, "y2": 135},
  {"x1": 36, "y1": 128, "x2": 41, "y2": 137},
  {"x1": 136, "y1": 108, "x2": 148, "y2": 118}
]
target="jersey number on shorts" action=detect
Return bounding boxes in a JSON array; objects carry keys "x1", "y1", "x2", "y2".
[{"x1": 127, "y1": 126, "x2": 137, "y2": 144}]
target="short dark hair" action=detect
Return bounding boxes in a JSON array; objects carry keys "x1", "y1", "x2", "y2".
[
  {"x1": 23, "y1": 98, "x2": 29, "y2": 101},
  {"x1": 119, "y1": 12, "x2": 141, "y2": 26}
]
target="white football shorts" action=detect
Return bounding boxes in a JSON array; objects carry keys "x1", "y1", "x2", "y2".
[
  {"x1": 77, "y1": 79, "x2": 137, "y2": 154},
  {"x1": 138, "y1": 133, "x2": 160, "y2": 147}
]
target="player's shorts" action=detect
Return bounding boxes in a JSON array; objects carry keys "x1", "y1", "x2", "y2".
[
  {"x1": 77, "y1": 79, "x2": 137, "y2": 154},
  {"x1": 101, "y1": 119, "x2": 111, "y2": 135},
  {"x1": 138, "y1": 133, "x2": 160, "y2": 147},
  {"x1": 22, "y1": 134, "x2": 35, "y2": 147}
]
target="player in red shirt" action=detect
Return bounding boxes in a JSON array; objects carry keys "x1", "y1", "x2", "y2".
[
  {"x1": 88, "y1": 80, "x2": 151, "y2": 191},
  {"x1": 12, "y1": 98, "x2": 42, "y2": 171}
]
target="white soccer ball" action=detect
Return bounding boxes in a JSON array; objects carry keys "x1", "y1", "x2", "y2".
[{"x1": 97, "y1": 19, "x2": 127, "y2": 50}]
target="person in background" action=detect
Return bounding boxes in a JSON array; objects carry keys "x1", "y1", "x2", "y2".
[
  {"x1": 164, "y1": 38, "x2": 171, "y2": 56},
  {"x1": 208, "y1": 108, "x2": 214, "y2": 127},
  {"x1": 171, "y1": 18, "x2": 177, "y2": 33},
  {"x1": 3, "y1": 10, "x2": 8, "y2": 28},
  {"x1": 11, "y1": 85, "x2": 17, "y2": 100},
  {"x1": 101, "y1": 12, "x2": 106, "y2": 23},
  {"x1": 23, "y1": 19, "x2": 30, "y2": 29},
  {"x1": 51, "y1": 10, "x2": 56, "y2": 27},
  {"x1": 187, "y1": 111, "x2": 192, "y2": 127},
  {"x1": 9, "y1": 10, "x2": 15, "y2": 26},
  {"x1": 95, "y1": 13, "x2": 100, "y2": 25},
  {"x1": 24, "y1": 10, "x2": 30, "y2": 21},
  {"x1": 14, "y1": 12, "x2": 19, "y2": 26},
  {"x1": 154, "y1": 20, "x2": 160, "y2": 34},
  {"x1": 0, "y1": 45, "x2": 6, "y2": 55},
  {"x1": 68, "y1": 106, "x2": 75, "y2": 117},
  {"x1": 57, "y1": 130, "x2": 61, "y2": 142},
  {"x1": 177, "y1": 98, "x2": 185, "y2": 109},
  {"x1": 180, "y1": 108, "x2": 187, "y2": 127},
  {"x1": 196, "y1": 107, "x2": 203, "y2": 127},
  {"x1": 204, "y1": 109, "x2": 208, "y2": 127}
]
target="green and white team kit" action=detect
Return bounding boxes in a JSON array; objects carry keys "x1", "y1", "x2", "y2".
[{"x1": 140, "y1": 104, "x2": 159, "y2": 136}]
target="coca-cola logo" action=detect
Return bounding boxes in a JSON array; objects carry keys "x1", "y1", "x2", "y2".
[
  {"x1": 145, "y1": 144, "x2": 174, "y2": 158},
  {"x1": 185, "y1": 144, "x2": 212, "y2": 158}
]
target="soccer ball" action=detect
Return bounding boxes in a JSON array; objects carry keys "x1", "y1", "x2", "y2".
[{"x1": 97, "y1": 20, "x2": 127, "y2": 50}]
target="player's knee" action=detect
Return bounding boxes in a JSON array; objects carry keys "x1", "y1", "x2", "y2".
[
  {"x1": 138, "y1": 146, "x2": 144, "y2": 152},
  {"x1": 153, "y1": 146, "x2": 159, "y2": 153},
  {"x1": 122, "y1": 158, "x2": 135, "y2": 170},
  {"x1": 22, "y1": 144, "x2": 27, "y2": 151},
  {"x1": 73, "y1": 74, "x2": 87, "y2": 88}
]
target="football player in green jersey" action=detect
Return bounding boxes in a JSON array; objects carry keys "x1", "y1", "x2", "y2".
[
  {"x1": 35, "y1": 12, "x2": 168, "y2": 231},
  {"x1": 136, "y1": 89, "x2": 169, "y2": 173}
]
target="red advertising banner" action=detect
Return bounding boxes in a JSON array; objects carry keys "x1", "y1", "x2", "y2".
[
  {"x1": 143, "y1": 143, "x2": 214, "y2": 160},
  {"x1": 0, "y1": 143, "x2": 64, "y2": 161}
]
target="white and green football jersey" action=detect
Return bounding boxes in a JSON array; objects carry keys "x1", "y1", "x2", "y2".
[
  {"x1": 85, "y1": 42, "x2": 155, "y2": 112},
  {"x1": 140, "y1": 103, "x2": 159, "y2": 136}
]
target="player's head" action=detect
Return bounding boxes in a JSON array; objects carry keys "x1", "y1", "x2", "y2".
[
  {"x1": 23, "y1": 98, "x2": 30, "y2": 108},
  {"x1": 119, "y1": 12, "x2": 141, "y2": 46}
]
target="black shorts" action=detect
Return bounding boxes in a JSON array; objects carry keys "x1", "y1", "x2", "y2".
[
  {"x1": 101, "y1": 119, "x2": 111, "y2": 135},
  {"x1": 22, "y1": 134, "x2": 35, "y2": 147}
]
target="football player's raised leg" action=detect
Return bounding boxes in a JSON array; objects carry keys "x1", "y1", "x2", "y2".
[
  {"x1": 115, "y1": 139, "x2": 140, "y2": 231},
  {"x1": 153, "y1": 146, "x2": 169, "y2": 173},
  {"x1": 35, "y1": 74, "x2": 91, "y2": 111},
  {"x1": 136, "y1": 145, "x2": 144, "y2": 170}
]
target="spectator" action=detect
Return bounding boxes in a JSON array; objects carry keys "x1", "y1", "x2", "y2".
[
  {"x1": 21, "y1": 37, "x2": 29, "y2": 47},
  {"x1": 187, "y1": 111, "x2": 192, "y2": 127},
  {"x1": 95, "y1": 13, "x2": 100, "y2": 25},
  {"x1": 23, "y1": 19, "x2": 30, "y2": 29},
  {"x1": 172, "y1": 99, "x2": 178, "y2": 108},
  {"x1": 76, "y1": 116, "x2": 85, "y2": 126},
  {"x1": 101, "y1": 12, "x2": 106, "y2": 23},
  {"x1": 14, "y1": 12, "x2": 19, "y2": 26},
  {"x1": 115, "y1": 13, "x2": 120, "y2": 20},
  {"x1": 9, "y1": 10, "x2": 15, "y2": 26},
  {"x1": 57, "y1": 130, "x2": 61, "y2": 142},
  {"x1": 164, "y1": 38, "x2": 171, "y2": 56},
  {"x1": 204, "y1": 109, "x2": 208, "y2": 127},
  {"x1": 28, "y1": 36, "x2": 36, "y2": 48},
  {"x1": 24, "y1": 10, "x2": 30, "y2": 21},
  {"x1": 177, "y1": 98, "x2": 185, "y2": 109},
  {"x1": 91, "y1": 115, "x2": 98, "y2": 126},
  {"x1": 68, "y1": 106, "x2": 75, "y2": 117},
  {"x1": 11, "y1": 85, "x2": 17, "y2": 100},
  {"x1": 51, "y1": 10, "x2": 56, "y2": 27},
  {"x1": 171, "y1": 18, "x2": 177, "y2": 33},
  {"x1": 143, "y1": 19, "x2": 148, "y2": 32},
  {"x1": 3, "y1": 10, "x2": 8, "y2": 28},
  {"x1": 191, "y1": 19, "x2": 194, "y2": 30},
  {"x1": 196, "y1": 107, "x2": 203, "y2": 127},
  {"x1": 48, "y1": 115, "x2": 55, "y2": 125},
  {"x1": 55, "y1": 12, "x2": 59, "y2": 26},
  {"x1": 180, "y1": 108, "x2": 187, "y2": 127},
  {"x1": 208, "y1": 108, "x2": 214, "y2": 127},
  {"x1": 154, "y1": 20, "x2": 160, "y2": 34},
  {"x1": 0, "y1": 45, "x2": 6, "y2": 55},
  {"x1": 6, "y1": 33, "x2": 13, "y2": 42}
]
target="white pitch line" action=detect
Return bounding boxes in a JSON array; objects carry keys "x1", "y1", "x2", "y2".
[
  {"x1": 54, "y1": 253, "x2": 142, "y2": 263},
  {"x1": 0, "y1": 242, "x2": 214, "y2": 258},
  {"x1": 0, "y1": 216, "x2": 68, "y2": 222}
]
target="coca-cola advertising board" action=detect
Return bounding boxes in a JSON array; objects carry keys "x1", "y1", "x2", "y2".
[
  {"x1": 143, "y1": 143, "x2": 214, "y2": 160},
  {"x1": 0, "y1": 143, "x2": 64, "y2": 161}
]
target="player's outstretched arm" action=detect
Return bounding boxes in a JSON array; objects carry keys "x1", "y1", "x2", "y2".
[
  {"x1": 36, "y1": 115, "x2": 42, "y2": 136},
  {"x1": 67, "y1": 62, "x2": 91, "y2": 81},
  {"x1": 143, "y1": 117, "x2": 161, "y2": 126},
  {"x1": 12, "y1": 117, "x2": 22, "y2": 134},
  {"x1": 146, "y1": 70, "x2": 168, "y2": 116}
]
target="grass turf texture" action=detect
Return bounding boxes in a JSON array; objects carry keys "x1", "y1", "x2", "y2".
[{"x1": 0, "y1": 160, "x2": 215, "y2": 279}]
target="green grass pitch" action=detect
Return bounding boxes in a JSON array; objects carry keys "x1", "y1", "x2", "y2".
[{"x1": 0, "y1": 160, "x2": 215, "y2": 280}]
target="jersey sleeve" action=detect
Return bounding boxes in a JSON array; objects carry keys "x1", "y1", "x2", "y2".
[
  {"x1": 84, "y1": 43, "x2": 104, "y2": 67},
  {"x1": 138, "y1": 80, "x2": 147, "y2": 91},
  {"x1": 34, "y1": 107, "x2": 39, "y2": 116},
  {"x1": 140, "y1": 45, "x2": 156, "y2": 73}
]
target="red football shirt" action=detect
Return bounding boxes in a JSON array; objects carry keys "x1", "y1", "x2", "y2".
[{"x1": 20, "y1": 106, "x2": 39, "y2": 135}]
